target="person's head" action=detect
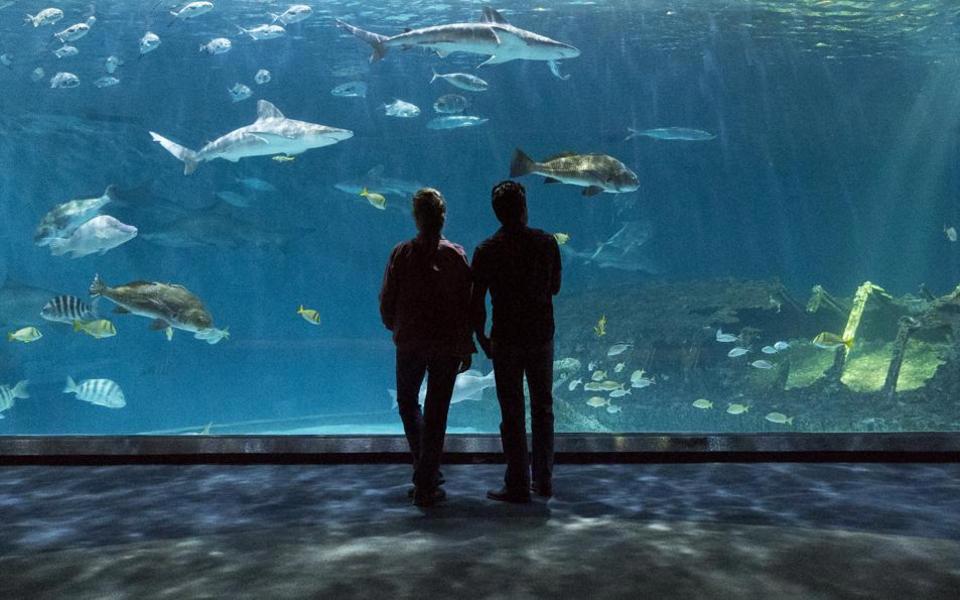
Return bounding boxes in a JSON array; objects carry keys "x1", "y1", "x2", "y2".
[
  {"x1": 412, "y1": 187, "x2": 446, "y2": 236},
  {"x1": 491, "y1": 180, "x2": 527, "y2": 228}
]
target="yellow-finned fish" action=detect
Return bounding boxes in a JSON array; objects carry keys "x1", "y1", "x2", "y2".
[
  {"x1": 765, "y1": 412, "x2": 794, "y2": 425},
  {"x1": 73, "y1": 319, "x2": 117, "y2": 339},
  {"x1": 726, "y1": 403, "x2": 749, "y2": 415},
  {"x1": 812, "y1": 331, "x2": 853, "y2": 350},
  {"x1": 8, "y1": 327, "x2": 42, "y2": 343},
  {"x1": 360, "y1": 187, "x2": 387, "y2": 210},
  {"x1": 298, "y1": 305, "x2": 321, "y2": 325},
  {"x1": 692, "y1": 399, "x2": 713, "y2": 409},
  {"x1": 272, "y1": 154, "x2": 296, "y2": 163},
  {"x1": 594, "y1": 314, "x2": 607, "y2": 337},
  {"x1": 553, "y1": 232, "x2": 569, "y2": 246},
  {"x1": 586, "y1": 396, "x2": 609, "y2": 408}
]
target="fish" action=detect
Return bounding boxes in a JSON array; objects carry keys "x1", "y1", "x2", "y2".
[
  {"x1": 0, "y1": 380, "x2": 30, "y2": 417},
  {"x1": 336, "y1": 7, "x2": 579, "y2": 75},
  {"x1": 588, "y1": 361, "x2": 598, "y2": 371},
  {"x1": 94, "y1": 77, "x2": 120, "y2": 88},
  {"x1": 90, "y1": 274, "x2": 226, "y2": 343},
  {"x1": 430, "y1": 69, "x2": 489, "y2": 92},
  {"x1": 433, "y1": 94, "x2": 468, "y2": 114},
  {"x1": 31, "y1": 67, "x2": 46, "y2": 82},
  {"x1": 270, "y1": 4, "x2": 312, "y2": 25},
  {"x1": 715, "y1": 328, "x2": 738, "y2": 343},
  {"x1": 812, "y1": 332, "x2": 853, "y2": 350},
  {"x1": 561, "y1": 221, "x2": 657, "y2": 273},
  {"x1": 597, "y1": 381, "x2": 623, "y2": 391},
  {"x1": 726, "y1": 403, "x2": 749, "y2": 415},
  {"x1": 389, "y1": 369, "x2": 495, "y2": 407},
  {"x1": 48, "y1": 216, "x2": 137, "y2": 259},
  {"x1": 54, "y1": 19, "x2": 94, "y2": 43},
  {"x1": 427, "y1": 116, "x2": 488, "y2": 130},
  {"x1": 761, "y1": 345, "x2": 777, "y2": 354},
  {"x1": 360, "y1": 188, "x2": 387, "y2": 210},
  {"x1": 25, "y1": 8, "x2": 64, "y2": 27},
  {"x1": 945, "y1": 225, "x2": 957, "y2": 242},
  {"x1": 297, "y1": 305, "x2": 321, "y2": 325},
  {"x1": 607, "y1": 343, "x2": 631, "y2": 356},
  {"x1": 750, "y1": 360, "x2": 774, "y2": 369},
  {"x1": 331, "y1": 81, "x2": 367, "y2": 98},
  {"x1": 215, "y1": 191, "x2": 253, "y2": 208},
  {"x1": 53, "y1": 45, "x2": 78, "y2": 59},
  {"x1": 614, "y1": 362, "x2": 625, "y2": 373},
  {"x1": 692, "y1": 399, "x2": 713, "y2": 409},
  {"x1": 200, "y1": 38, "x2": 232, "y2": 55},
  {"x1": 554, "y1": 357, "x2": 581, "y2": 372},
  {"x1": 150, "y1": 100, "x2": 353, "y2": 175},
  {"x1": 140, "y1": 211, "x2": 304, "y2": 249},
  {"x1": 553, "y1": 233, "x2": 569, "y2": 246},
  {"x1": 510, "y1": 149, "x2": 639, "y2": 196},
  {"x1": 727, "y1": 347, "x2": 750, "y2": 358},
  {"x1": 255, "y1": 69, "x2": 272, "y2": 85},
  {"x1": 625, "y1": 127, "x2": 716, "y2": 142},
  {"x1": 382, "y1": 99, "x2": 420, "y2": 118},
  {"x1": 334, "y1": 165, "x2": 423, "y2": 199},
  {"x1": 140, "y1": 32, "x2": 161, "y2": 55},
  {"x1": 609, "y1": 389, "x2": 631, "y2": 398},
  {"x1": 630, "y1": 376, "x2": 655, "y2": 389},
  {"x1": 583, "y1": 382, "x2": 603, "y2": 392},
  {"x1": 591, "y1": 370, "x2": 606, "y2": 382},
  {"x1": 1, "y1": 281, "x2": 57, "y2": 328},
  {"x1": 73, "y1": 319, "x2": 117, "y2": 339},
  {"x1": 272, "y1": 155, "x2": 295, "y2": 162},
  {"x1": 105, "y1": 55, "x2": 123, "y2": 73},
  {"x1": 594, "y1": 314, "x2": 606, "y2": 337},
  {"x1": 8, "y1": 326, "x2": 42, "y2": 343},
  {"x1": 773, "y1": 341, "x2": 790, "y2": 351},
  {"x1": 229, "y1": 83, "x2": 253, "y2": 102},
  {"x1": 606, "y1": 404, "x2": 622, "y2": 414},
  {"x1": 237, "y1": 177, "x2": 276, "y2": 192},
  {"x1": 237, "y1": 24, "x2": 286, "y2": 40},
  {"x1": 64, "y1": 376, "x2": 125, "y2": 409},
  {"x1": 586, "y1": 396, "x2": 609, "y2": 408},
  {"x1": 34, "y1": 186, "x2": 119, "y2": 246},
  {"x1": 765, "y1": 412, "x2": 794, "y2": 425},
  {"x1": 170, "y1": 2, "x2": 213, "y2": 20},
  {"x1": 567, "y1": 377, "x2": 582, "y2": 391},
  {"x1": 50, "y1": 72, "x2": 79, "y2": 89},
  {"x1": 41, "y1": 295, "x2": 98, "y2": 324}
]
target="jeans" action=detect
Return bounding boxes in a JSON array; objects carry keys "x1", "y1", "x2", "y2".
[
  {"x1": 395, "y1": 348, "x2": 461, "y2": 490},
  {"x1": 491, "y1": 341, "x2": 555, "y2": 491}
]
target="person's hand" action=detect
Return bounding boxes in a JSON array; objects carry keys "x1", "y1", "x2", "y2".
[{"x1": 458, "y1": 354, "x2": 472, "y2": 373}]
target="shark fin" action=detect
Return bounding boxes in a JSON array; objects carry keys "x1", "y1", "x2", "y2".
[
  {"x1": 256, "y1": 100, "x2": 285, "y2": 120},
  {"x1": 335, "y1": 19, "x2": 389, "y2": 62},
  {"x1": 477, "y1": 53, "x2": 509, "y2": 68},
  {"x1": 481, "y1": 7, "x2": 510, "y2": 24},
  {"x1": 367, "y1": 165, "x2": 385, "y2": 177},
  {"x1": 150, "y1": 131, "x2": 200, "y2": 175},
  {"x1": 548, "y1": 60, "x2": 571, "y2": 80}
]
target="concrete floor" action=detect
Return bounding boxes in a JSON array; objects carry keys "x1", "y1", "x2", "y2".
[{"x1": 0, "y1": 463, "x2": 958, "y2": 599}]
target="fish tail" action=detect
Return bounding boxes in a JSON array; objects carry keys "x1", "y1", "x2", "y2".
[
  {"x1": 509, "y1": 148, "x2": 536, "y2": 178},
  {"x1": 149, "y1": 132, "x2": 200, "y2": 175},
  {"x1": 359, "y1": 187, "x2": 368, "y2": 197},
  {"x1": 843, "y1": 337, "x2": 854, "y2": 350},
  {"x1": 73, "y1": 320, "x2": 83, "y2": 333},
  {"x1": 624, "y1": 127, "x2": 639, "y2": 141},
  {"x1": 64, "y1": 376, "x2": 77, "y2": 394},
  {"x1": 335, "y1": 19, "x2": 388, "y2": 62},
  {"x1": 430, "y1": 68, "x2": 439, "y2": 83},
  {"x1": 89, "y1": 273, "x2": 106, "y2": 297},
  {"x1": 297, "y1": 305, "x2": 304, "y2": 314},
  {"x1": 787, "y1": 417, "x2": 794, "y2": 425},
  {"x1": 5, "y1": 332, "x2": 12, "y2": 342},
  {"x1": 269, "y1": 12, "x2": 280, "y2": 23},
  {"x1": 24, "y1": 14, "x2": 36, "y2": 26},
  {"x1": 12, "y1": 380, "x2": 29, "y2": 399},
  {"x1": 235, "y1": 25, "x2": 247, "y2": 37}
]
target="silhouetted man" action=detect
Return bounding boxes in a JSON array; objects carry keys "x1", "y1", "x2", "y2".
[
  {"x1": 380, "y1": 188, "x2": 475, "y2": 507},
  {"x1": 471, "y1": 181, "x2": 562, "y2": 503}
]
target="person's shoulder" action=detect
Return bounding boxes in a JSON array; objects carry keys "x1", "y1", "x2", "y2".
[
  {"x1": 389, "y1": 238, "x2": 415, "y2": 257},
  {"x1": 439, "y1": 238, "x2": 468, "y2": 258},
  {"x1": 528, "y1": 227, "x2": 557, "y2": 244}
]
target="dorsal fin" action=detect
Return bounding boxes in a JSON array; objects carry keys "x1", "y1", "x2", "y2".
[
  {"x1": 256, "y1": 100, "x2": 284, "y2": 120},
  {"x1": 366, "y1": 164, "x2": 385, "y2": 177},
  {"x1": 481, "y1": 7, "x2": 509, "y2": 24}
]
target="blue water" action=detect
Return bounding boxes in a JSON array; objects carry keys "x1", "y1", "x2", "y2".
[{"x1": 1, "y1": 1, "x2": 959, "y2": 434}]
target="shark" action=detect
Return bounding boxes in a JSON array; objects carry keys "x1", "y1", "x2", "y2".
[
  {"x1": 149, "y1": 100, "x2": 353, "y2": 175},
  {"x1": 334, "y1": 165, "x2": 424, "y2": 199},
  {"x1": 336, "y1": 7, "x2": 579, "y2": 75}
]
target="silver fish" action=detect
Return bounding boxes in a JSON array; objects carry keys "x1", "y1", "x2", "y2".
[
  {"x1": 751, "y1": 360, "x2": 774, "y2": 369},
  {"x1": 427, "y1": 116, "x2": 488, "y2": 130},
  {"x1": 48, "y1": 216, "x2": 137, "y2": 259},
  {"x1": 761, "y1": 346, "x2": 778, "y2": 354},
  {"x1": 727, "y1": 347, "x2": 750, "y2": 358},
  {"x1": 382, "y1": 99, "x2": 420, "y2": 118},
  {"x1": 773, "y1": 341, "x2": 790, "y2": 351},
  {"x1": 64, "y1": 376, "x2": 125, "y2": 408},
  {"x1": 510, "y1": 149, "x2": 639, "y2": 196},
  {"x1": 607, "y1": 343, "x2": 632, "y2": 356},
  {"x1": 430, "y1": 69, "x2": 488, "y2": 92},
  {"x1": 50, "y1": 72, "x2": 79, "y2": 89},
  {"x1": 331, "y1": 81, "x2": 367, "y2": 98},
  {"x1": 715, "y1": 328, "x2": 738, "y2": 343},
  {"x1": 433, "y1": 94, "x2": 469, "y2": 114},
  {"x1": 41, "y1": 295, "x2": 98, "y2": 324},
  {"x1": 35, "y1": 186, "x2": 118, "y2": 245},
  {"x1": 625, "y1": 127, "x2": 716, "y2": 142}
]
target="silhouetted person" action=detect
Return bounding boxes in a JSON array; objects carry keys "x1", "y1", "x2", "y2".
[
  {"x1": 471, "y1": 181, "x2": 562, "y2": 503},
  {"x1": 380, "y1": 188, "x2": 475, "y2": 507}
]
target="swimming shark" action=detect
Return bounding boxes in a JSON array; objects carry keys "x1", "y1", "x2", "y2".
[
  {"x1": 149, "y1": 100, "x2": 353, "y2": 175},
  {"x1": 334, "y1": 165, "x2": 424, "y2": 198},
  {"x1": 336, "y1": 7, "x2": 579, "y2": 75}
]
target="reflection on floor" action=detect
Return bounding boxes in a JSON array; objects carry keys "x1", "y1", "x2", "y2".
[{"x1": 0, "y1": 463, "x2": 958, "y2": 599}]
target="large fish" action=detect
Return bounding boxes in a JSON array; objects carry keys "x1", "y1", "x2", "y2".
[
  {"x1": 140, "y1": 211, "x2": 308, "y2": 249},
  {"x1": 336, "y1": 7, "x2": 579, "y2": 75},
  {"x1": 334, "y1": 165, "x2": 423, "y2": 198},
  {"x1": 510, "y1": 148, "x2": 639, "y2": 196},
  {"x1": 149, "y1": 100, "x2": 353, "y2": 175},
  {"x1": 48, "y1": 215, "x2": 137, "y2": 259},
  {"x1": 34, "y1": 186, "x2": 119, "y2": 246},
  {"x1": 89, "y1": 274, "x2": 227, "y2": 343},
  {"x1": 388, "y1": 370, "x2": 495, "y2": 408}
]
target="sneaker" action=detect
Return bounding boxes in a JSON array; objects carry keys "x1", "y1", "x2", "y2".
[
  {"x1": 413, "y1": 487, "x2": 446, "y2": 507},
  {"x1": 486, "y1": 486, "x2": 531, "y2": 504},
  {"x1": 531, "y1": 481, "x2": 553, "y2": 498}
]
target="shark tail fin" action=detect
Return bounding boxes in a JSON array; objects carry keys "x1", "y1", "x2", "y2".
[
  {"x1": 510, "y1": 148, "x2": 537, "y2": 178},
  {"x1": 269, "y1": 12, "x2": 281, "y2": 23},
  {"x1": 624, "y1": 127, "x2": 640, "y2": 141},
  {"x1": 25, "y1": 14, "x2": 37, "y2": 26},
  {"x1": 12, "y1": 380, "x2": 29, "y2": 400},
  {"x1": 388, "y1": 389, "x2": 398, "y2": 410},
  {"x1": 430, "y1": 68, "x2": 439, "y2": 84},
  {"x1": 149, "y1": 132, "x2": 200, "y2": 175},
  {"x1": 335, "y1": 19, "x2": 388, "y2": 62}
]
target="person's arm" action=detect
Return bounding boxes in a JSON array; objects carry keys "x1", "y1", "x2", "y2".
[
  {"x1": 550, "y1": 237, "x2": 562, "y2": 296},
  {"x1": 379, "y1": 245, "x2": 401, "y2": 331},
  {"x1": 470, "y1": 247, "x2": 493, "y2": 358}
]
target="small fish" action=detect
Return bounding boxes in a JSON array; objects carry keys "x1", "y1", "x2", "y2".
[
  {"x1": 200, "y1": 38, "x2": 232, "y2": 55},
  {"x1": 583, "y1": 382, "x2": 603, "y2": 392},
  {"x1": 382, "y1": 99, "x2": 420, "y2": 118},
  {"x1": 567, "y1": 377, "x2": 582, "y2": 391},
  {"x1": 94, "y1": 76, "x2": 120, "y2": 88},
  {"x1": 773, "y1": 341, "x2": 790, "y2": 351},
  {"x1": 255, "y1": 69, "x2": 272, "y2": 85},
  {"x1": 31, "y1": 67, "x2": 46, "y2": 82},
  {"x1": 606, "y1": 404, "x2": 622, "y2": 414},
  {"x1": 727, "y1": 347, "x2": 750, "y2": 358},
  {"x1": 73, "y1": 319, "x2": 117, "y2": 339},
  {"x1": 609, "y1": 389, "x2": 631, "y2": 398},
  {"x1": 588, "y1": 361, "x2": 598, "y2": 371},
  {"x1": 629, "y1": 369, "x2": 646, "y2": 384},
  {"x1": 41, "y1": 295, "x2": 98, "y2": 324},
  {"x1": 597, "y1": 381, "x2": 623, "y2": 391},
  {"x1": 54, "y1": 20, "x2": 93, "y2": 43},
  {"x1": 553, "y1": 232, "x2": 569, "y2": 246},
  {"x1": 0, "y1": 380, "x2": 30, "y2": 416},
  {"x1": 715, "y1": 328, "x2": 738, "y2": 343},
  {"x1": 594, "y1": 315, "x2": 607, "y2": 337},
  {"x1": 761, "y1": 346, "x2": 777, "y2": 354},
  {"x1": 228, "y1": 83, "x2": 252, "y2": 102},
  {"x1": 614, "y1": 362, "x2": 625, "y2": 373},
  {"x1": 586, "y1": 396, "x2": 609, "y2": 408},
  {"x1": 692, "y1": 399, "x2": 713, "y2": 409},
  {"x1": 331, "y1": 81, "x2": 367, "y2": 98},
  {"x1": 945, "y1": 225, "x2": 957, "y2": 242},
  {"x1": 64, "y1": 376, "x2": 125, "y2": 409},
  {"x1": 237, "y1": 24, "x2": 287, "y2": 41},
  {"x1": 270, "y1": 4, "x2": 313, "y2": 25},
  {"x1": 433, "y1": 94, "x2": 468, "y2": 114},
  {"x1": 272, "y1": 155, "x2": 296, "y2": 163},
  {"x1": 630, "y1": 376, "x2": 655, "y2": 389},
  {"x1": 591, "y1": 370, "x2": 607, "y2": 382},
  {"x1": 171, "y1": 1, "x2": 214, "y2": 20},
  {"x1": 555, "y1": 358, "x2": 581, "y2": 372},
  {"x1": 430, "y1": 69, "x2": 489, "y2": 92},
  {"x1": 626, "y1": 127, "x2": 716, "y2": 142},
  {"x1": 140, "y1": 32, "x2": 161, "y2": 55},
  {"x1": 427, "y1": 116, "x2": 488, "y2": 130},
  {"x1": 765, "y1": 412, "x2": 794, "y2": 425},
  {"x1": 50, "y1": 72, "x2": 79, "y2": 89},
  {"x1": 751, "y1": 360, "x2": 774, "y2": 369},
  {"x1": 105, "y1": 55, "x2": 123, "y2": 74},
  {"x1": 607, "y1": 343, "x2": 632, "y2": 356},
  {"x1": 25, "y1": 8, "x2": 64, "y2": 27},
  {"x1": 53, "y1": 45, "x2": 79, "y2": 59},
  {"x1": 8, "y1": 327, "x2": 42, "y2": 343},
  {"x1": 360, "y1": 188, "x2": 387, "y2": 210},
  {"x1": 812, "y1": 332, "x2": 853, "y2": 350},
  {"x1": 297, "y1": 305, "x2": 321, "y2": 325},
  {"x1": 726, "y1": 403, "x2": 749, "y2": 415}
]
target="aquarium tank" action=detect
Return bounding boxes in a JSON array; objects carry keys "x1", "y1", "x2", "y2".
[{"x1": 1, "y1": 0, "x2": 959, "y2": 436}]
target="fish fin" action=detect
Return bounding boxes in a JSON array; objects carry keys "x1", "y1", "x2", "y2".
[
  {"x1": 843, "y1": 337, "x2": 854, "y2": 350},
  {"x1": 510, "y1": 148, "x2": 537, "y2": 178},
  {"x1": 149, "y1": 131, "x2": 200, "y2": 175},
  {"x1": 90, "y1": 296, "x2": 101, "y2": 318},
  {"x1": 624, "y1": 127, "x2": 640, "y2": 141},
  {"x1": 430, "y1": 68, "x2": 439, "y2": 83},
  {"x1": 435, "y1": 48, "x2": 450, "y2": 58},
  {"x1": 583, "y1": 186, "x2": 604, "y2": 197},
  {"x1": 476, "y1": 52, "x2": 508, "y2": 68},
  {"x1": 165, "y1": 327, "x2": 174, "y2": 341},
  {"x1": 543, "y1": 177, "x2": 561, "y2": 184},
  {"x1": 89, "y1": 274, "x2": 106, "y2": 297},
  {"x1": 548, "y1": 60, "x2": 571, "y2": 80},
  {"x1": 787, "y1": 417, "x2": 794, "y2": 425},
  {"x1": 47, "y1": 238, "x2": 68, "y2": 256},
  {"x1": 269, "y1": 12, "x2": 280, "y2": 23},
  {"x1": 481, "y1": 7, "x2": 510, "y2": 24},
  {"x1": 256, "y1": 99, "x2": 285, "y2": 120},
  {"x1": 73, "y1": 320, "x2": 83, "y2": 333},
  {"x1": 112, "y1": 306, "x2": 130, "y2": 314},
  {"x1": 335, "y1": 19, "x2": 388, "y2": 62},
  {"x1": 64, "y1": 376, "x2": 77, "y2": 394},
  {"x1": 11, "y1": 380, "x2": 28, "y2": 400},
  {"x1": 150, "y1": 319, "x2": 170, "y2": 331}
]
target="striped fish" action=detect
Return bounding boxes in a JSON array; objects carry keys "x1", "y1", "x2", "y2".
[
  {"x1": 41, "y1": 295, "x2": 98, "y2": 324},
  {"x1": 0, "y1": 380, "x2": 30, "y2": 417},
  {"x1": 64, "y1": 376, "x2": 125, "y2": 409}
]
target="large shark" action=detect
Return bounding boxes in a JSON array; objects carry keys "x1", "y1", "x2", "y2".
[
  {"x1": 149, "y1": 100, "x2": 353, "y2": 175},
  {"x1": 336, "y1": 7, "x2": 579, "y2": 75},
  {"x1": 334, "y1": 165, "x2": 424, "y2": 198}
]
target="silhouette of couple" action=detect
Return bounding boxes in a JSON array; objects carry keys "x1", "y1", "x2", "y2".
[{"x1": 380, "y1": 181, "x2": 562, "y2": 507}]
